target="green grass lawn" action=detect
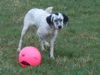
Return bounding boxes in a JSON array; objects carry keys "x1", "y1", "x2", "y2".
[{"x1": 0, "y1": 0, "x2": 100, "y2": 75}]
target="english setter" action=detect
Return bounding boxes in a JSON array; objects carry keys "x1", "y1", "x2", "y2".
[{"x1": 17, "y1": 7, "x2": 69, "y2": 58}]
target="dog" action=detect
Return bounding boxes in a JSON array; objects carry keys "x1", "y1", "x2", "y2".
[{"x1": 17, "y1": 7, "x2": 69, "y2": 58}]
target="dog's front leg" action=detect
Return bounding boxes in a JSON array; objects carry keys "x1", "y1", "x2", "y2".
[
  {"x1": 37, "y1": 28, "x2": 50, "y2": 51},
  {"x1": 50, "y1": 30, "x2": 58, "y2": 58},
  {"x1": 40, "y1": 38, "x2": 45, "y2": 51},
  {"x1": 39, "y1": 37, "x2": 50, "y2": 51}
]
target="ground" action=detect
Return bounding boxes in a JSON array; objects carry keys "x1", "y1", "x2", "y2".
[{"x1": 0, "y1": 0, "x2": 100, "y2": 75}]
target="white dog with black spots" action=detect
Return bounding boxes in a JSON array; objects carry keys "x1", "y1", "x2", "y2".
[{"x1": 17, "y1": 7, "x2": 69, "y2": 58}]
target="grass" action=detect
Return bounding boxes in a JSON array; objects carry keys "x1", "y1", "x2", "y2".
[{"x1": 0, "y1": 0, "x2": 100, "y2": 75}]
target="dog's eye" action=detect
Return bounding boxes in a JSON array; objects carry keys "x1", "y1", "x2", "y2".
[{"x1": 59, "y1": 19, "x2": 62, "y2": 22}]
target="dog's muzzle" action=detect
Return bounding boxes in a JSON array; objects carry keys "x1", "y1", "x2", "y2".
[{"x1": 58, "y1": 26, "x2": 62, "y2": 29}]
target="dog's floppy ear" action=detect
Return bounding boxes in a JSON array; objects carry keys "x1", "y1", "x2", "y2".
[
  {"x1": 62, "y1": 14, "x2": 69, "y2": 25},
  {"x1": 46, "y1": 15, "x2": 53, "y2": 26}
]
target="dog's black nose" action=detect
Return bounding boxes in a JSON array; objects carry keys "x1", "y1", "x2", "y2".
[{"x1": 58, "y1": 26, "x2": 62, "y2": 29}]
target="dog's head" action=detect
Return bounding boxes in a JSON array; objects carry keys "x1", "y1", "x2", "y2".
[{"x1": 46, "y1": 13, "x2": 69, "y2": 29}]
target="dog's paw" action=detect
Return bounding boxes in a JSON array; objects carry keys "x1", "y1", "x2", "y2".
[
  {"x1": 41, "y1": 46, "x2": 46, "y2": 51},
  {"x1": 44, "y1": 41, "x2": 50, "y2": 47},
  {"x1": 17, "y1": 48, "x2": 21, "y2": 52},
  {"x1": 50, "y1": 55, "x2": 55, "y2": 59}
]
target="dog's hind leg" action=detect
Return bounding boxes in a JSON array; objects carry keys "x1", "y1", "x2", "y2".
[{"x1": 17, "y1": 24, "x2": 30, "y2": 52}]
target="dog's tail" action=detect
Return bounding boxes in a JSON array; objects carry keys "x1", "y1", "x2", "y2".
[{"x1": 45, "y1": 7, "x2": 53, "y2": 14}]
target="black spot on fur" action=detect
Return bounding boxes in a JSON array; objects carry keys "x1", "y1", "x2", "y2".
[
  {"x1": 46, "y1": 15, "x2": 53, "y2": 27},
  {"x1": 54, "y1": 13, "x2": 59, "y2": 15},
  {"x1": 62, "y1": 14, "x2": 69, "y2": 25}
]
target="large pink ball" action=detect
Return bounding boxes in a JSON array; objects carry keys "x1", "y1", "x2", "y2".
[{"x1": 18, "y1": 46, "x2": 42, "y2": 67}]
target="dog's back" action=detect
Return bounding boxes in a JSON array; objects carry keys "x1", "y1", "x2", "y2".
[{"x1": 24, "y1": 8, "x2": 50, "y2": 28}]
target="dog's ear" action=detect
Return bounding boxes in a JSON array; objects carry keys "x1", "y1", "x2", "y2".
[
  {"x1": 46, "y1": 15, "x2": 53, "y2": 26},
  {"x1": 62, "y1": 14, "x2": 69, "y2": 25}
]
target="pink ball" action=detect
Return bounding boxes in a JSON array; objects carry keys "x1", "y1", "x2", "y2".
[{"x1": 18, "y1": 46, "x2": 42, "y2": 67}]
